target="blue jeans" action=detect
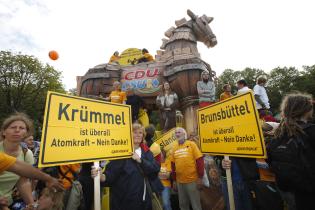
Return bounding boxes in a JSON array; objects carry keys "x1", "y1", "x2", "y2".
[
  {"x1": 161, "y1": 187, "x2": 172, "y2": 210},
  {"x1": 221, "y1": 177, "x2": 253, "y2": 210}
]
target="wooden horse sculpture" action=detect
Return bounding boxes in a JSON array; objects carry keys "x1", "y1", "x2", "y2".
[{"x1": 78, "y1": 9, "x2": 217, "y2": 134}]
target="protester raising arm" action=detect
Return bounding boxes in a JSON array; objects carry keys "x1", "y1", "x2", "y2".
[{"x1": 6, "y1": 159, "x2": 63, "y2": 191}]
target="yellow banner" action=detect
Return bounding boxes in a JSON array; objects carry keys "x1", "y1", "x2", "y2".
[
  {"x1": 154, "y1": 128, "x2": 176, "y2": 154},
  {"x1": 38, "y1": 91, "x2": 133, "y2": 167},
  {"x1": 197, "y1": 91, "x2": 266, "y2": 158},
  {"x1": 118, "y1": 48, "x2": 143, "y2": 66}
]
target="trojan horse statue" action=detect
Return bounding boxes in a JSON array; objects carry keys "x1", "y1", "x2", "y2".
[{"x1": 78, "y1": 9, "x2": 217, "y2": 135}]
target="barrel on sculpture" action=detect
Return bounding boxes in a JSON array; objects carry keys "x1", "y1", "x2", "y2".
[{"x1": 79, "y1": 64, "x2": 120, "y2": 97}]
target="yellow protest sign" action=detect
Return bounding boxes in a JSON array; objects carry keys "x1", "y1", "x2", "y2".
[
  {"x1": 38, "y1": 91, "x2": 133, "y2": 167},
  {"x1": 154, "y1": 128, "x2": 176, "y2": 154},
  {"x1": 197, "y1": 91, "x2": 266, "y2": 158},
  {"x1": 118, "y1": 48, "x2": 143, "y2": 66}
]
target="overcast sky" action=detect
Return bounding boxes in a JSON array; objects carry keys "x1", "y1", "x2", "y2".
[{"x1": 1, "y1": 0, "x2": 314, "y2": 90}]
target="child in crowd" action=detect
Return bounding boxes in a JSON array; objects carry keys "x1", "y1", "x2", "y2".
[
  {"x1": 159, "y1": 148, "x2": 172, "y2": 210},
  {"x1": 25, "y1": 188, "x2": 64, "y2": 210}
]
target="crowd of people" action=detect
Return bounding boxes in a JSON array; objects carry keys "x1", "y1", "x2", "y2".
[{"x1": 0, "y1": 69, "x2": 314, "y2": 210}]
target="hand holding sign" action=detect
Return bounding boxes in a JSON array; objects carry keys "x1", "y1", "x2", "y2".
[{"x1": 222, "y1": 159, "x2": 232, "y2": 169}]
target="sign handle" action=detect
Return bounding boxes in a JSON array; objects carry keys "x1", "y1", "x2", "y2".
[
  {"x1": 94, "y1": 161, "x2": 101, "y2": 210},
  {"x1": 224, "y1": 156, "x2": 235, "y2": 210}
]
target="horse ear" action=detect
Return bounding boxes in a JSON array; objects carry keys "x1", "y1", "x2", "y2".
[
  {"x1": 187, "y1": 9, "x2": 196, "y2": 20},
  {"x1": 203, "y1": 15, "x2": 213, "y2": 23},
  {"x1": 208, "y1": 16, "x2": 214, "y2": 23}
]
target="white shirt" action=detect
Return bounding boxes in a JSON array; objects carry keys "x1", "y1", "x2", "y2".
[
  {"x1": 135, "y1": 147, "x2": 142, "y2": 158},
  {"x1": 253, "y1": 84, "x2": 270, "y2": 109},
  {"x1": 237, "y1": 86, "x2": 251, "y2": 95}
]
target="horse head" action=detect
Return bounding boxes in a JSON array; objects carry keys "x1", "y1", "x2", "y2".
[{"x1": 187, "y1": 9, "x2": 217, "y2": 48}]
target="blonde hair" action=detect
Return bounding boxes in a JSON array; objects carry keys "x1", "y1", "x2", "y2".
[
  {"x1": 175, "y1": 127, "x2": 187, "y2": 139},
  {"x1": 133, "y1": 123, "x2": 146, "y2": 143},
  {"x1": 40, "y1": 188, "x2": 64, "y2": 210},
  {"x1": 0, "y1": 113, "x2": 33, "y2": 141}
]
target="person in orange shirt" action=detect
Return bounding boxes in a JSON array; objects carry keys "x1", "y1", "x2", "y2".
[
  {"x1": 170, "y1": 127, "x2": 204, "y2": 210},
  {"x1": 137, "y1": 48, "x2": 154, "y2": 63},
  {"x1": 58, "y1": 164, "x2": 81, "y2": 210},
  {"x1": 220, "y1": 84, "x2": 233, "y2": 101},
  {"x1": 159, "y1": 148, "x2": 172, "y2": 210},
  {"x1": 109, "y1": 51, "x2": 120, "y2": 63},
  {"x1": 106, "y1": 81, "x2": 127, "y2": 104},
  {"x1": 58, "y1": 164, "x2": 81, "y2": 190}
]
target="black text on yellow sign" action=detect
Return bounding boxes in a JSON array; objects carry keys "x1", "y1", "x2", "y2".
[
  {"x1": 154, "y1": 128, "x2": 176, "y2": 154},
  {"x1": 197, "y1": 91, "x2": 266, "y2": 158},
  {"x1": 38, "y1": 91, "x2": 133, "y2": 167}
]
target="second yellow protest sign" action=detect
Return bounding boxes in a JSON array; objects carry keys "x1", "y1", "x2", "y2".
[
  {"x1": 38, "y1": 91, "x2": 133, "y2": 167},
  {"x1": 197, "y1": 91, "x2": 266, "y2": 158},
  {"x1": 154, "y1": 128, "x2": 176, "y2": 154}
]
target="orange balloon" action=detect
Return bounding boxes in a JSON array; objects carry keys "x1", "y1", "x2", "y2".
[{"x1": 49, "y1": 50, "x2": 59, "y2": 60}]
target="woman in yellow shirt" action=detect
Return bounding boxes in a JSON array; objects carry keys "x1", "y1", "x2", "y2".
[
  {"x1": 137, "y1": 48, "x2": 154, "y2": 63},
  {"x1": 106, "y1": 81, "x2": 127, "y2": 104},
  {"x1": 109, "y1": 51, "x2": 120, "y2": 63},
  {"x1": 219, "y1": 84, "x2": 233, "y2": 101}
]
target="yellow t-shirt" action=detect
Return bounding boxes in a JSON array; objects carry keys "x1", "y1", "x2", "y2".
[
  {"x1": 170, "y1": 140, "x2": 203, "y2": 183},
  {"x1": 160, "y1": 158, "x2": 172, "y2": 187},
  {"x1": 0, "y1": 152, "x2": 16, "y2": 173},
  {"x1": 109, "y1": 55, "x2": 119, "y2": 63},
  {"x1": 0, "y1": 142, "x2": 34, "y2": 205},
  {"x1": 220, "y1": 92, "x2": 232, "y2": 101},
  {"x1": 109, "y1": 91, "x2": 127, "y2": 104},
  {"x1": 143, "y1": 53, "x2": 154, "y2": 61},
  {"x1": 150, "y1": 142, "x2": 161, "y2": 158}
]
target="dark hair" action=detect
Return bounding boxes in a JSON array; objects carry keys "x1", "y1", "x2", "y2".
[
  {"x1": 1, "y1": 113, "x2": 33, "y2": 141},
  {"x1": 257, "y1": 77, "x2": 267, "y2": 84},
  {"x1": 142, "y1": 48, "x2": 149, "y2": 54},
  {"x1": 237, "y1": 79, "x2": 247, "y2": 86},
  {"x1": 161, "y1": 82, "x2": 173, "y2": 94},
  {"x1": 222, "y1": 84, "x2": 230, "y2": 91},
  {"x1": 274, "y1": 93, "x2": 313, "y2": 138},
  {"x1": 145, "y1": 124, "x2": 155, "y2": 136}
]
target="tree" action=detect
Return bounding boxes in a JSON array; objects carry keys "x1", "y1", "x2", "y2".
[
  {"x1": 295, "y1": 65, "x2": 315, "y2": 96},
  {"x1": 0, "y1": 51, "x2": 65, "y2": 138},
  {"x1": 68, "y1": 88, "x2": 77, "y2": 96},
  {"x1": 240, "y1": 67, "x2": 266, "y2": 89},
  {"x1": 266, "y1": 66, "x2": 300, "y2": 111},
  {"x1": 217, "y1": 68, "x2": 266, "y2": 98},
  {"x1": 216, "y1": 69, "x2": 240, "y2": 97}
]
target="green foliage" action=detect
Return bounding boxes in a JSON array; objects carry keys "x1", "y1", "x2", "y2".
[
  {"x1": 68, "y1": 88, "x2": 77, "y2": 96},
  {"x1": 0, "y1": 51, "x2": 65, "y2": 139},
  {"x1": 296, "y1": 65, "x2": 315, "y2": 96},
  {"x1": 267, "y1": 67, "x2": 300, "y2": 110},
  {"x1": 217, "y1": 66, "x2": 315, "y2": 113},
  {"x1": 217, "y1": 68, "x2": 266, "y2": 98}
]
